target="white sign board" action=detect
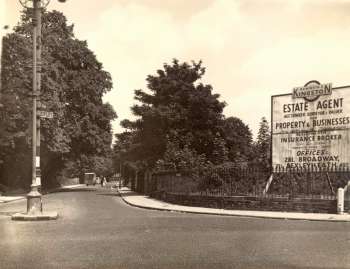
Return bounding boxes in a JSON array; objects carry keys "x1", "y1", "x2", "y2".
[
  {"x1": 38, "y1": 110, "x2": 53, "y2": 119},
  {"x1": 272, "y1": 85, "x2": 350, "y2": 172}
]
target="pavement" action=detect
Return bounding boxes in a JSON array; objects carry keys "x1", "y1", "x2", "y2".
[
  {"x1": 117, "y1": 187, "x2": 350, "y2": 222},
  {"x1": 0, "y1": 184, "x2": 85, "y2": 203}
]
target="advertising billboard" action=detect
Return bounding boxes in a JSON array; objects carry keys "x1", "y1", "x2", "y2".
[{"x1": 272, "y1": 81, "x2": 350, "y2": 172}]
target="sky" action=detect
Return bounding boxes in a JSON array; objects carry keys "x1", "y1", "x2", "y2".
[{"x1": 2, "y1": 0, "x2": 350, "y2": 139}]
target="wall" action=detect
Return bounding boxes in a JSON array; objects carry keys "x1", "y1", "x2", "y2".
[{"x1": 151, "y1": 192, "x2": 339, "y2": 214}]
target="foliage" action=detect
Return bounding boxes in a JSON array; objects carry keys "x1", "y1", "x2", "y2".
[
  {"x1": 211, "y1": 133, "x2": 229, "y2": 165},
  {"x1": 221, "y1": 117, "x2": 253, "y2": 164},
  {"x1": 112, "y1": 131, "x2": 139, "y2": 173},
  {"x1": 0, "y1": 10, "x2": 116, "y2": 188},
  {"x1": 253, "y1": 117, "x2": 271, "y2": 170},
  {"x1": 115, "y1": 59, "x2": 226, "y2": 170},
  {"x1": 64, "y1": 154, "x2": 114, "y2": 179},
  {"x1": 154, "y1": 132, "x2": 209, "y2": 171},
  {"x1": 199, "y1": 165, "x2": 268, "y2": 194}
]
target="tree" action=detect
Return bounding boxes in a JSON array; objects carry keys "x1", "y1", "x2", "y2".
[
  {"x1": 112, "y1": 131, "x2": 136, "y2": 174},
  {"x1": 118, "y1": 59, "x2": 226, "y2": 169},
  {"x1": 254, "y1": 117, "x2": 271, "y2": 170},
  {"x1": 0, "y1": 10, "x2": 116, "y2": 188},
  {"x1": 211, "y1": 133, "x2": 229, "y2": 165},
  {"x1": 155, "y1": 131, "x2": 208, "y2": 171},
  {"x1": 221, "y1": 117, "x2": 253, "y2": 164}
]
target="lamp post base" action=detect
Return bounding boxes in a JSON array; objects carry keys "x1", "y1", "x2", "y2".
[
  {"x1": 11, "y1": 211, "x2": 58, "y2": 221},
  {"x1": 11, "y1": 185, "x2": 58, "y2": 221},
  {"x1": 27, "y1": 184, "x2": 42, "y2": 214}
]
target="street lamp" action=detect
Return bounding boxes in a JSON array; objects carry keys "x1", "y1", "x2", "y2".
[{"x1": 12, "y1": 0, "x2": 66, "y2": 221}]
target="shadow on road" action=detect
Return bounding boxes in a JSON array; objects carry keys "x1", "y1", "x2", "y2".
[
  {"x1": 116, "y1": 192, "x2": 143, "y2": 197},
  {"x1": 96, "y1": 192, "x2": 119, "y2": 197},
  {"x1": 51, "y1": 188, "x2": 97, "y2": 193}
]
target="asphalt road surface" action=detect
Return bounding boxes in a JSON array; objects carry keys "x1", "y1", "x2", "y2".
[{"x1": 0, "y1": 186, "x2": 349, "y2": 269}]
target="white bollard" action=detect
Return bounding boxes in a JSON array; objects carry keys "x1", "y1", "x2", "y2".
[{"x1": 337, "y1": 188, "x2": 344, "y2": 214}]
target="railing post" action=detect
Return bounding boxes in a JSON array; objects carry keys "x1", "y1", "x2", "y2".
[{"x1": 337, "y1": 188, "x2": 344, "y2": 214}]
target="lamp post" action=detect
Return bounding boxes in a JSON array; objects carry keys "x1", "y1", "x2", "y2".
[{"x1": 12, "y1": 0, "x2": 66, "y2": 221}]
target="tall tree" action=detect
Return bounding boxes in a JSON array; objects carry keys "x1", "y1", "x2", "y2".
[
  {"x1": 211, "y1": 133, "x2": 229, "y2": 165},
  {"x1": 120, "y1": 59, "x2": 226, "y2": 168},
  {"x1": 221, "y1": 117, "x2": 253, "y2": 164},
  {"x1": 254, "y1": 117, "x2": 271, "y2": 170},
  {"x1": 0, "y1": 10, "x2": 116, "y2": 188},
  {"x1": 112, "y1": 131, "x2": 136, "y2": 172}
]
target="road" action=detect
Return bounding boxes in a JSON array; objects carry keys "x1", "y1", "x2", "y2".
[{"x1": 0, "y1": 186, "x2": 349, "y2": 269}]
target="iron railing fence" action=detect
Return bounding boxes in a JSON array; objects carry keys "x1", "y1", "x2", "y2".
[{"x1": 150, "y1": 166, "x2": 349, "y2": 200}]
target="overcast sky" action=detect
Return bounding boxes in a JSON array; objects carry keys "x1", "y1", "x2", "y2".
[{"x1": 2, "y1": 0, "x2": 350, "y2": 138}]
